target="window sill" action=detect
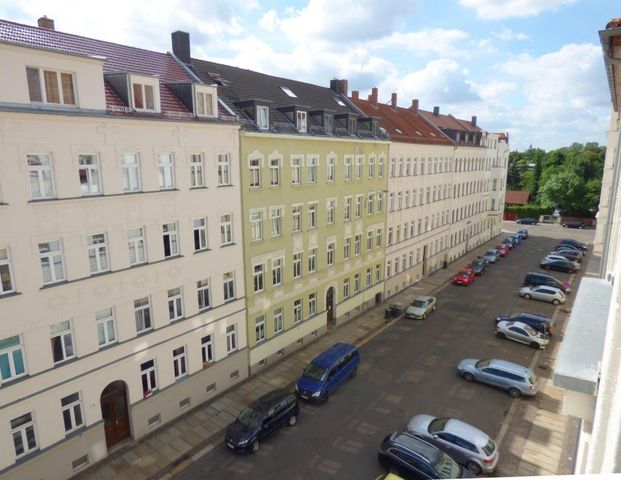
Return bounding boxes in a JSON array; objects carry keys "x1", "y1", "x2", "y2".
[
  {"x1": 137, "y1": 328, "x2": 155, "y2": 338},
  {"x1": 169, "y1": 316, "x2": 186, "y2": 325},
  {"x1": 28, "y1": 189, "x2": 180, "y2": 204},
  {"x1": 53, "y1": 357, "x2": 79, "y2": 368},
  {"x1": 217, "y1": 184, "x2": 234, "y2": 188},
  {"x1": 193, "y1": 248, "x2": 211, "y2": 255},
  {"x1": 189, "y1": 186, "x2": 208, "y2": 190},
  {"x1": 0, "y1": 373, "x2": 30, "y2": 388},
  {"x1": 220, "y1": 243, "x2": 236, "y2": 249},
  {"x1": 0, "y1": 291, "x2": 21, "y2": 300},
  {"x1": 223, "y1": 297, "x2": 237, "y2": 304}
]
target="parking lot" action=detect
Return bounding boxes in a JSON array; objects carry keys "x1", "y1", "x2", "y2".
[{"x1": 177, "y1": 222, "x2": 593, "y2": 479}]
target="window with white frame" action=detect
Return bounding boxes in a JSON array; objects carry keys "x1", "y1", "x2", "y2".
[
  {"x1": 308, "y1": 248, "x2": 317, "y2": 273},
  {"x1": 162, "y1": 223, "x2": 179, "y2": 257},
  {"x1": 253, "y1": 263, "x2": 265, "y2": 292},
  {"x1": 368, "y1": 155, "x2": 375, "y2": 177},
  {"x1": 293, "y1": 299, "x2": 302, "y2": 323},
  {"x1": 297, "y1": 111, "x2": 307, "y2": 132},
  {"x1": 255, "y1": 316, "x2": 266, "y2": 343},
  {"x1": 308, "y1": 293, "x2": 317, "y2": 316},
  {"x1": 344, "y1": 156, "x2": 352, "y2": 180},
  {"x1": 387, "y1": 260, "x2": 392, "y2": 277},
  {"x1": 87, "y1": 233, "x2": 108, "y2": 274},
  {"x1": 168, "y1": 287, "x2": 183, "y2": 321},
  {"x1": 0, "y1": 335, "x2": 26, "y2": 383},
  {"x1": 378, "y1": 156, "x2": 385, "y2": 177},
  {"x1": 11, "y1": 412, "x2": 37, "y2": 458},
  {"x1": 344, "y1": 237, "x2": 351, "y2": 260},
  {"x1": 355, "y1": 195, "x2": 362, "y2": 218},
  {"x1": 0, "y1": 248, "x2": 15, "y2": 295},
  {"x1": 399, "y1": 158, "x2": 404, "y2": 177},
  {"x1": 128, "y1": 227, "x2": 146, "y2": 265},
  {"x1": 376, "y1": 228, "x2": 383, "y2": 248},
  {"x1": 197, "y1": 279, "x2": 211, "y2": 310},
  {"x1": 223, "y1": 272, "x2": 235, "y2": 301},
  {"x1": 343, "y1": 278, "x2": 350, "y2": 298},
  {"x1": 355, "y1": 155, "x2": 363, "y2": 179},
  {"x1": 140, "y1": 359, "x2": 157, "y2": 395},
  {"x1": 326, "y1": 242, "x2": 335, "y2": 266},
  {"x1": 256, "y1": 105, "x2": 269, "y2": 129},
  {"x1": 190, "y1": 153, "x2": 204, "y2": 188},
  {"x1": 293, "y1": 252, "x2": 302, "y2": 278},
  {"x1": 274, "y1": 308, "x2": 283, "y2": 333},
  {"x1": 270, "y1": 206, "x2": 282, "y2": 237},
  {"x1": 61, "y1": 392, "x2": 83, "y2": 433},
  {"x1": 367, "y1": 230, "x2": 373, "y2": 251},
  {"x1": 308, "y1": 203, "x2": 317, "y2": 229},
  {"x1": 201, "y1": 335, "x2": 214, "y2": 364},
  {"x1": 366, "y1": 268, "x2": 372, "y2": 286},
  {"x1": 132, "y1": 80, "x2": 156, "y2": 111},
  {"x1": 26, "y1": 67, "x2": 75, "y2": 105},
  {"x1": 377, "y1": 192, "x2": 383, "y2": 213},
  {"x1": 376, "y1": 263, "x2": 381, "y2": 282},
  {"x1": 250, "y1": 211, "x2": 263, "y2": 241},
  {"x1": 272, "y1": 258, "x2": 283, "y2": 286},
  {"x1": 249, "y1": 158, "x2": 261, "y2": 188},
  {"x1": 292, "y1": 204, "x2": 302, "y2": 232},
  {"x1": 307, "y1": 156, "x2": 317, "y2": 183},
  {"x1": 134, "y1": 297, "x2": 152, "y2": 333},
  {"x1": 226, "y1": 324, "x2": 237, "y2": 353},
  {"x1": 50, "y1": 320, "x2": 75, "y2": 364},
  {"x1": 121, "y1": 153, "x2": 141, "y2": 192},
  {"x1": 390, "y1": 158, "x2": 396, "y2": 177},
  {"x1": 344, "y1": 196, "x2": 352, "y2": 221},
  {"x1": 269, "y1": 157, "x2": 281, "y2": 186},
  {"x1": 354, "y1": 273, "x2": 361, "y2": 293},
  {"x1": 291, "y1": 156, "x2": 302, "y2": 184},
  {"x1": 389, "y1": 193, "x2": 395, "y2": 212},
  {"x1": 327, "y1": 155, "x2": 335, "y2": 182},
  {"x1": 172, "y1": 346, "x2": 187, "y2": 379},
  {"x1": 324, "y1": 114, "x2": 334, "y2": 133},
  {"x1": 220, "y1": 214, "x2": 233, "y2": 245},
  {"x1": 195, "y1": 88, "x2": 214, "y2": 117},
  {"x1": 326, "y1": 199, "x2": 336, "y2": 224},
  {"x1": 158, "y1": 154, "x2": 175, "y2": 189},
  {"x1": 217, "y1": 153, "x2": 231, "y2": 186},
  {"x1": 39, "y1": 240, "x2": 65, "y2": 285},
  {"x1": 78, "y1": 154, "x2": 101, "y2": 195},
  {"x1": 27, "y1": 154, "x2": 55, "y2": 199},
  {"x1": 96, "y1": 308, "x2": 116, "y2": 348},
  {"x1": 193, "y1": 218, "x2": 208, "y2": 251},
  {"x1": 367, "y1": 193, "x2": 374, "y2": 215}
]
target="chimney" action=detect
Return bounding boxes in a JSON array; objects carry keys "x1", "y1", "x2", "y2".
[
  {"x1": 391, "y1": 93, "x2": 397, "y2": 109},
  {"x1": 351, "y1": 90, "x2": 359, "y2": 100},
  {"x1": 368, "y1": 87, "x2": 378, "y2": 106},
  {"x1": 433, "y1": 106, "x2": 440, "y2": 116},
  {"x1": 37, "y1": 16, "x2": 55, "y2": 30},
  {"x1": 410, "y1": 99, "x2": 419, "y2": 112},
  {"x1": 341, "y1": 79, "x2": 348, "y2": 97},
  {"x1": 471, "y1": 115, "x2": 477, "y2": 127},
  {"x1": 171, "y1": 31, "x2": 191, "y2": 64}
]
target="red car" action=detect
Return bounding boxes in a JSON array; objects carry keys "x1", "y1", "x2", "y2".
[
  {"x1": 452, "y1": 268, "x2": 476, "y2": 286},
  {"x1": 496, "y1": 244, "x2": 509, "y2": 256}
]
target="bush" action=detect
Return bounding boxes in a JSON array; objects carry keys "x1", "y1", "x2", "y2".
[{"x1": 505, "y1": 205, "x2": 551, "y2": 218}]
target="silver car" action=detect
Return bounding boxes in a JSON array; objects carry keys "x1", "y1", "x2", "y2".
[
  {"x1": 544, "y1": 254, "x2": 580, "y2": 269},
  {"x1": 495, "y1": 320, "x2": 549, "y2": 349},
  {"x1": 519, "y1": 285, "x2": 566, "y2": 305},
  {"x1": 406, "y1": 415, "x2": 499, "y2": 474},
  {"x1": 457, "y1": 358, "x2": 539, "y2": 398},
  {"x1": 483, "y1": 249, "x2": 499, "y2": 264},
  {"x1": 405, "y1": 295, "x2": 437, "y2": 319}
]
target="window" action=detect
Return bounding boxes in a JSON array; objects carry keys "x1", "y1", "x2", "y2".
[
  {"x1": 293, "y1": 299, "x2": 302, "y2": 323},
  {"x1": 50, "y1": 320, "x2": 75, "y2": 364},
  {"x1": 308, "y1": 203, "x2": 317, "y2": 229},
  {"x1": 354, "y1": 234, "x2": 361, "y2": 256},
  {"x1": 27, "y1": 154, "x2": 55, "y2": 199},
  {"x1": 367, "y1": 231, "x2": 373, "y2": 251},
  {"x1": 291, "y1": 156, "x2": 302, "y2": 184},
  {"x1": 307, "y1": 156, "x2": 317, "y2": 183},
  {"x1": 399, "y1": 158, "x2": 404, "y2": 177},
  {"x1": 376, "y1": 228, "x2": 383, "y2": 248},
  {"x1": 344, "y1": 237, "x2": 351, "y2": 260},
  {"x1": 195, "y1": 90, "x2": 214, "y2": 116},
  {"x1": 269, "y1": 206, "x2": 283, "y2": 237},
  {"x1": 39, "y1": 240, "x2": 65, "y2": 285},
  {"x1": 388, "y1": 227, "x2": 393, "y2": 245},
  {"x1": 256, "y1": 105, "x2": 270, "y2": 129},
  {"x1": 0, "y1": 335, "x2": 26, "y2": 383},
  {"x1": 327, "y1": 242, "x2": 335, "y2": 266},
  {"x1": 78, "y1": 154, "x2": 101, "y2": 195},
  {"x1": 220, "y1": 214, "x2": 233, "y2": 245},
  {"x1": 226, "y1": 325, "x2": 237, "y2": 353},
  {"x1": 269, "y1": 157, "x2": 281, "y2": 186},
  {"x1": 272, "y1": 258, "x2": 283, "y2": 286},
  {"x1": 281, "y1": 86, "x2": 297, "y2": 97},
  {"x1": 191, "y1": 218, "x2": 208, "y2": 251},
  {"x1": 134, "y1": 297, "x2": 152, "y2": 333},
  {"x1": 87, "y1": 233, "x2": 109, "y2": 274},
  {"x1": 274, "y1": 308, "x2": 283, "y2": 333},
  {"x1": 387, "y1": 260, "x2": 392, "y2": 277},
  {"x1": 253, "y1": 264, "x2": 265, "y2": 292},
  {"x1": 140, "y1": 360, "x2": 157, "y2": 396},
  {"x1": 128, "y1": 227, "x2": 146, "y2": 265},
  {"x1": 61, "y1": 393, "x2": 83, "y2": 433},
  {"x1": 366, "y1": 268, "x2": 372, "y2": 286},
  {"x1": 162, "y1": 223, "x2": 179, "y2": 257},
  {"x1": 168, "y1": 287, "x2": 183, "y2": 321},
  {"x1": 196, "y1": 278, "x2": 211, "y2": 310},
  {"x1": 11, "y1": 413, "x2": 37, "y2": 458},
  {"x1": 189, "y1": 153, "x2": 204, "y2": 188},
  {"x1": 355, "y1": 195, "x2": 363, "y2": 218},
  {"x1": 377, "y1": 192, "x2": 383, "y2": 213},
  {"x1": 255, "y1": 316, "x2": 266, "y2": 343},
  {"x1": 390, "y1": 158, "x2": 396, "y2": 177},
  {"x1": 344, "y1": 197, "x2": 352, "y2": 221},
  {"x1": 378, "y1": 156, "x2": 385, "y2": 177},
  {"x1": 250, "y1": 211, "x2": 263, "y2": 241},
  {"x1": 308, "y1": 248, "x2": 317, "y2": 273},
  {"x1": 368, "y1": 156, "x2": 375, "y2": 177},
  {"x1": 121, "y1": 153, "x2": 140, "y2": 192},
  {"x1": 201, "y1": 335, "x2": 214, "y2": 364},
  {"x1": 324, "y1": 114, "x2": 334, "y2": 133},
  {"x1": 158, "y1": 153, "x2": 175, "y2": 189},
  {"x1": 292, "y1": 205, "x2": 302, "y2": 232},
  {"x1": 344, "y1": 156, "x2": 352, "y2": 180},
  {"x1": 173, "y1": 346, "x2": 187, "y2": 379},
  {"x1": 96, "y1": 308, "x2": 116, "y2": 348},
  {"x1": 375, "y1": 264, "x2": 381, "y2": 282},
  {"x1": 367, "y1": 193, "x2": 374, "y2": 215},
  {"x1": 293, "y1": 252, "x2": 302, "y2": 278},
  {"x1": 0, "y1": 249, "x2": 15, "y2": 295},
  {"x1": 297, "y1": 111, "x2": 307, "y2": 132},
  {"x1": 132, "y1": 82, "x2": 155, "y2": 111},
  {"x1": 343, "y1": 278, "x2": 350, "y2": 298},
  {"x1": 308, "y1": 293, "x2": 316, "y2": 316},
  {"x1": 354, "y1": 273, "x2": 361, "y2": 293},
  {"x1": 223, "y1": 272, "x2": 235, "y2": 301},
  {"x1": 26, "y1": 67, "x2": 75, "y2": 105},
  {"x1": 348, "y1": 117, "x2": 357, "y2": 134},
  {"x1": 249, "y1": 158, "x2": 261, "y2": 188},
  {"x1": 326, "y1": 199, "x2": 336, "y2": 224},
  {"x1": 327, "y1": 156, "x2": 335, "y2": 182},
  {"x1": 355, "y1": 155, "x2": 363, "y2": 179},
  {"x1": 216, "y1": 153, "x2": 231, "y2": 186}
]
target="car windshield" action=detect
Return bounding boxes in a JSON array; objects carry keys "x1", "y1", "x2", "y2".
[
  {"x1": 475, "y1": 359, "x2": 491, "y2": 368},
  {"x1": 458, "y1": 271, "x2": 469, "y2": 278},
  {"x1": 482, "y1": 438, "x2": 496, "y2": 456},
  {"x1": 523, "y1": 325, "x2": 538, "y2": 336},
  {"x1": 428, "y1": 417, "x2": 449, "y2": 434},
  {"x1": 435, "y1": 452, "x2": 461, "y2": 479},
  {"x1": 303, "y1": 361, "x2": 328, "y2": 381},
  {"x1": 411, "y1": 300, "x2": 426, "y2": 308},
  {"x1": 486, "y1": 251, "x2": 496, "y2": 256},
  {"x1": 237, "y1": 406, "x2": 263, "y2": 429}
]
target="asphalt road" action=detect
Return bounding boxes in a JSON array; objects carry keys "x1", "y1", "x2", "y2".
[{"x1": 177, "y1": 223, "x2": 593, "y2": 480}]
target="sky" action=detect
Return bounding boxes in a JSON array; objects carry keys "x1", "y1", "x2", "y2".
[{"x1": 0, "y1": 0, "x2": 618, "y2": 151}]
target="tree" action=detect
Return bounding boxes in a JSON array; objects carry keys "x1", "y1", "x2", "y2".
[{"x1": 539, "y1": 171, "x2": 589, "y2": 216}]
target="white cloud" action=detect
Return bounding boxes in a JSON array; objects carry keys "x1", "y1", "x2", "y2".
[
  {"x1": 373, "y1": 29, "x2": 470, "y2": 57},
  {"x1": 459, "y1": 0, "x2": 576, "y2": 20},
  {"x1": 492, "y1": 27, "x2": 530, "y2": 41},
  {"x1": 259, "y1": 10, "x2": 281, "y2": 31}
]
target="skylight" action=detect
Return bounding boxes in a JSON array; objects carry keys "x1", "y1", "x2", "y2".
[
  {"x1": 395, "y1": 128, "x2": 403, "y2": 134},
  {"x1": 281, "y1": 86, "x2": 297, "y2": 98},
  {"x1": 334, "y1": 97, "x2": 345, "y2": 106},
  {"x1": 430, "y1": 132, "x2": 436, "y2": 137},
  {"x1": 415, "y1": 131, "x2": 422, "y2": 136}
]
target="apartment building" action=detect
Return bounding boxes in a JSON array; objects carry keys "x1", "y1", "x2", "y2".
[
  {"x1": 349, "y1": 89, "x2": 508, "y2": 297},
  {"x1": 0, "y1": 18, "x2": 246, "y2": 479}
]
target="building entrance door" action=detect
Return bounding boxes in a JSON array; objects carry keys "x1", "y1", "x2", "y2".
[
  {"x1": 326, "y1": 287, "x2": 335, "y2": 327},
  {"x1": 100, "y1": 381, "x2": 130, "y2": 448}
]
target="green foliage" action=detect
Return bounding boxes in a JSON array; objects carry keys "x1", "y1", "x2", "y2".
[{"x1": 504, "y1": 205, "x2": 551, "y2": 217}]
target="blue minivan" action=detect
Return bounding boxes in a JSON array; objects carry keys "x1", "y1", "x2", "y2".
[{"x1": 295, "y1": 342, "x2": 360, "y2": 402}]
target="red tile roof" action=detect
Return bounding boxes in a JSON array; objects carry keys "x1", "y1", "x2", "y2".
[
  {"x1": 505, "y1": 190, "x2": 530, "y2": 205},
  {"x1": 419, "y1": 110, "x2": 466, "y2": 131}
]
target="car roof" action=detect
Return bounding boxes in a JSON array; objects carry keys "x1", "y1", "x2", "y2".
[
  {"x1": 444, "y1": 419, "x2": 490, "y2": 447},
  {"x1": 251, "y1": 388, "x2": 292, "y2": 411},
  {"x1": 510, "y1": 312, "x2": 551, "y2": 321},
  {"x1": 501, "y1": 320, "x2": 533, "y2": 330},
  {"x1": 415, "y1": 295, "x2": 434, "y2": 302},
  {"x1": 389, "y1": 432, "x2": 440, "y2": 463},
  {"x1": 533, "y1": 285, "x2": 564, "y2": 293},
  {"x1": 310, "y1": 342, "x2": 357, "y2": 368},
  {"x1": 488, "y1": 359, "x2": 532, "y2": 375}
]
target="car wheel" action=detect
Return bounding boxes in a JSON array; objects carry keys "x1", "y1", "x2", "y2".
[
  {"x1": 466, "y1": 461, "x2": 482, "y2": 475},
  {"x1": 463, "y1": 372, "x2": 475, "y2": 383},
  {"x1": 250, "y1": 439, "x2": 260, "y2": 453},
  {"x1": 350, "y1": 367, "x2": 358, "y2": 379},
  {"x1": 552, "y1": 299, "x2": 560, "y2": 305},
  {"x1": 287, "y1": 414, "x2": 298, "y2": 427},
  {"x1": 320, "y1": 391, "x2": 330, "y2": 403},
  {"x1": 524, "y1": 294, "x2": 532, "y2": 299},
  {"x1": 508, "y1": 387, "x2": 521, "y2": 398},
  {"x1": 496, "y1": 331, "x2": 506, "y2": 339},
  {"x1": 530, "y1": 341, "x2": 541, "y2": 349}
]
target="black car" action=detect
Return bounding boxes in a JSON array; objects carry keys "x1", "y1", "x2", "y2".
[
  {"x1": 225, "y1": 389, "x2": 298, "y2": 452},
  {"x1": 495, "y1": 312, "x2": 553, "y2": 335},
  {"x1": 469, "y1": 257, "x2": 489, "y2": 276},
  {"x1": 562, "y1": 221, "x2": 585, "y2": 229},
  {"x1": 553, "y1": 248, "x2": 582, "y2": 262},
  {"x1": 540, "y1": 258, "x2": 579, "y2": 273},
  {"x1": 554, "y1": 243, "x2": 582, "y2": 254},
  {"x1": 502, "y1": 237, "x2": 517, "y2": 248},
  {"x1": 523, "y1": 272, "x2": 570, "y2": 293},
  {"x1": 378, "y1": 431, "x2": 472, "y2": 479},
  {"x1": 516, "y1": 218, "x2": 537, "y2": 225},
  {"x1": 517, "y1": 229, "x2": 529, "y2": 238},
  {"x1": 559, "y1": 239, "x2": 588, "y2": 252}
]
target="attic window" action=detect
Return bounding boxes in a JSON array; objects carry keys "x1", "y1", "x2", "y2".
[
  {"x1": 296, "y1": 111, "x2": 307, "y2": 133},
  {"x1": 281, "y1": 87, "x2": 297, "y2": 98},
  {"x1": 209, "y1": 72, "x2": 229, "y2": 86},
  {"x1": 429, "y1": 132, "x2": 436, "y2": 137},
  {"x1": 257, "y1": 105, "x2": 269, "y2": 130},
  {"x1": 334, "y1": 97, "x2": 346, "y2": 106},
  {"x1": 195, "y1": 85, "x2": 216, "y2": 117},
  {"x1": 130, "y1": 75, "x2": 159, "y2": 113},
  {"x1": 415, "y1": 131, "x2": 422, "y2": 136},
  {"x1": 395, "y1": 128, "x2": 403, "y2": 134}
]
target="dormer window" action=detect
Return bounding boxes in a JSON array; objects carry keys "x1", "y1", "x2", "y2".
[
  {"x1": 296, "y1": 111, "x2": 307, "y2": 133},
  {"x1": 324, "y1": 114, "x2": 333, "y2": 133},
  {"x1": 194, "y1": 85, "x2": 217, "y2": 117},
  {"x1": 26, "y1": 67, "x2": 76, "y2": 105},
  {"x1": 257, "y1": 105, "x2": 269, "y2": 130},
  {"x1": 348, "y1": 118, "x2": 357, "y2": 135},
  {"x1": 281, "y1": 86, "x2": 297, "y2": 98},
  {"x1": 130, "y1": 75, "x2": 159, "y2": 113}
]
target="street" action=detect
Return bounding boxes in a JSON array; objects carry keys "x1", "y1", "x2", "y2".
[{"x1": 176, "y1": 222, "x2": 594, "y2": 479}]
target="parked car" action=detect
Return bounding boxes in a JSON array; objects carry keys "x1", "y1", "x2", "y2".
[
  {"x1": 540, "y1": 257, "x2": 580, "y2": 273},
  {"x1": 406, "y1": 415, "x2": 499, "y2": 474},
  {"x1": 554, "y1": 243, "x2": 582, "y2": 253},
  {"x1": 559, "y1": 239, "x2": 588, "y2": 252},
  {"x1": 495, "y1": 245, "x2": 509, "y2": 257},
  {"x1": 378, "y1": 431, "x2": 471, "y2": 479},
  {"x1": 225, "y1": 389, "x2": 298, "y2": 452},
  {"x1": 517, "y1": 229, "x2": 529, "y2": 238},
  {"x1": 452, "y1": 268, "x2": 476, "y2": 286},
  {"x1": 484, "y1": 249, "x2": 500, "y2": 263},
  {"x1": 457, "y1": 358, "x2": 539, "y2": 398},
  {"x1": 544, "y1": 254, "x2": 580, "y2": 270},
  {"x1": 514, "y1": 232, "x2": 527, "y2": 242},
  {"x1": 406, "y1": 295, "x2": 437, "y2": 320},
  {"x1": 502, "y1": 237, "x2": 517, "y2": 248},
  {"x1": 469, "y1": 258, "x2": 489, "y2": 276},
  {"x1": 516, "y1": 218, "x2": 537, "y2": 225},
  {"x1": 500, "y1": 242, "x2": 513, "y2": 252},
  {"x1": 562, "y1": 221, "x2": 585, "y2": 229},
  {"x1": 375, "y1": 474, "x2": 406, "y2": 480},
  {"x1": 519, "y1": 285, "x2": 566, "y2": 305},
  {"x1": 295, "y1": 342, "x2": 359, "y2": 402},
  {"x1": 523, "y1": 271, "x2": 570, "y2": 293},
  {"x1": 553, "y1": 248, "x2": 583, "y2": 262},
  {"x1": 495, "y1": 312, "x2": 553, "y2": 335},
  {"x1": 495, "y1": 320, "x2": 550, "y2": 350},
  {"x1": 509, "y1": 234, "x2": 522, "y2": 246}
]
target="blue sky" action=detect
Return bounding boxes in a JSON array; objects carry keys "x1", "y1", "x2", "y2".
[{"x1": 1, "y1": 0, "x2": 618, "y2": 150}]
